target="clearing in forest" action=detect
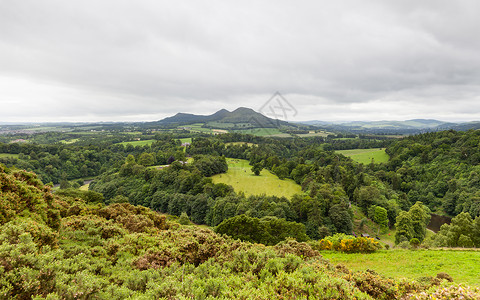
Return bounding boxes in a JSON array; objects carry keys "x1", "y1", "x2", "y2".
[
  {"x1": 336, "y1": 148, "x2": 389, "y2": 164},
  {"x1": 118, "y1": 139, "x2": 156, "y2": 146},
  {"x1": 211, "y1": 158, "x2": 302, "y2": 198},
  {"x1": 0, "y1": 153, "x2": 19, "y2": 158},
  {"x1": 178, "y1": 138, "x2": 192, "y2": 144}
]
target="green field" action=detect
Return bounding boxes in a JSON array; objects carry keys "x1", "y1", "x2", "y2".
[
  {"x1": 296, "y1": 131, "x2": 331, "y2": 138},
  {"x1": 322, "y1": 249, "x2": 480, "y2": 286},
  {"x1": 59, "y1": 138, "x2": 79, "y2": 144},
  {"x1": 70, "y1": 131, "x2": 112, "y2": 135},
  {"x1": 0, "y1": 153, "x2": 19, "y2": 159},
  {"x1": 336, "y1": 148, "x2": 389, "y2": 164},
  {"x1": 118, "y1": 139, "x2": 156, "y2": 146},
  {"x1": 79, "y1": 183, "x2": 90, "y2": 191},
  {"x1": 235, "y1": 128, "x2": 285, "y2": 136},
  {"x1": 205, "y1": 121, "x2": 237, "y2": 129},
  {"x1": 211, "y1": 158, "x2": 302, "y2": 198},
  {"x1": 179, "y1": 123, "x2": 229, "y2": 135},
  {"x1": 26, "y1": 126, "x2": 70, "y2": 132},
  {"x1": 225, "y1": 142, "x2": 255, "y2": 147},
  {"x1": 178, "y1": 138, "x2": 192, "y2": 144}
]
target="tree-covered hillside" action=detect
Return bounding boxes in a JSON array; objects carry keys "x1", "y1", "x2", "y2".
[{"x1": 385, "y1": 129, "x2": 480, "y2": 216}]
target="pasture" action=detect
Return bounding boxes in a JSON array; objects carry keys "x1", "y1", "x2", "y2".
[
  {"x1": 336, "y1": 148, "x2": 389, "y2": 164},
  {"x1": 225, "y1": 142, "x2": 255, "y2": 147},
  {"x1": 296, "y1": 131, "x2": 331, "y2": 138},
  {"x1": 118, "y1": 139, "x2": 156, "y2": 146},
  {"x1": 235, "y1": 127, "x2": 284, "y2": 136},
  {"x1": 178, "y1": 138, "x2": 192, "y2": 144},
  {"x1": 60, "y1": 138, "x2": 80, "y2": 144},
  {"x1": 211, "y1": 158, "x2": 302, "y2": 198},
  {"x1": 184, "y1": 123, "x2": 219, "y2": 134},
  {"x1": 322, "y1": 249, "x2": 480, "y2": 286},
  {"x1": 79, "y1": 183, "x2": 90, "y2": 191},
  {"x1": 0, "y1": 153, "x2": 19, "y2": 158}
]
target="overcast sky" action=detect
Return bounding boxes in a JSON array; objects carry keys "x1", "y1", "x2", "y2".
[{"x1": 1, "y1": 0, "x2": 480, "y2": 123}]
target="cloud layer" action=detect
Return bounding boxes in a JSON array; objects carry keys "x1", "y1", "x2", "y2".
[{"x1": 1, "y1": 0, "x2": 480, "y2": 122}]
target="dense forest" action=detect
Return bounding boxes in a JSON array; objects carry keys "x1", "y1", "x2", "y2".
[{"x1": 0, "y1": 134, "x2": 185, "y2": 184}]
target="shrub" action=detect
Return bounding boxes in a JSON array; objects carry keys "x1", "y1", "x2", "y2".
[
  {"x1": 406, "y1": 284, "x2": 480, "y2": 299},
  {"x1": 313, "y1": 239, "x2": 333, "y2": 250},
  {"x1": 0, "y1": 218, "x2": 58, "y2": 248},
  {"x1": 436, "y1": 272, "x2": 453, "y2": 282},
  {"x1": 178, "y1": 212, "x2": 190, "y2": 225},
  {"x1": 98, "y1": 203, "x2": 168, "y2": 232},
  {"x1": 274, "y1": 239, "x2": 320, "y2": 258},
  {"x1": 61, "y1": 215, "x2": 126, "y2": 240},
  {"x1": 339, "y1": 237, "x2": 382, "y2": 253},
  {"x1": 410, "y1": 238, "x2": 420, "y2": 248},
  {"x1": 397, "y1": 241, "x2": 411, "y2": 249},
  {"x1": 314, "y1": 234, "x2": 381, "y2": 253},
  {"x1": 345, "y1": 269, "x2": 398, "y2": 299}
]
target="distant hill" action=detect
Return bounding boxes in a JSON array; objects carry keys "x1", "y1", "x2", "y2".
[
  {"x1": 339, "y1": 119, "x2": 451, "y2": 129},
  {"x1": 158, "y1": 109, "x2": 229, "y2": 124},
  {"x1": 156, "y1": 107, "x2": 294, "y2": 128},
  {"x1": 299, "y1": 119, "x2": 459, "y2": 134},
  {"x1": 448, "y1": 121, "x2": 480, "y2": 131}
]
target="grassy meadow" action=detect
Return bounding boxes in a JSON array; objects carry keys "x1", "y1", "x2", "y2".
[
  {"x1": 118, "y1": 139, "x2": 156, "y2": 146},
  {"x1": 296, "y1": 130, "x2": 331, "y2": 138},
  {"x1": 0, "y1": 153, "x2": 19, "y2": 158},
  {"x1": 59, "y1": 138, "x2": 80, "y2": 144},
  {"x1": 211, "y1": 158, "x2": 302, "y2": 198},
  {"x1": 322, "y1": 249, "x2": 480, "y2": 286},
  {"x1": 337, "y1": 148, "x2": 389, "y2": 164},
  {"x1": 79, "y1": 183, "x2": 90, "y2": 191},
  {"x1": 235, "y1": 127, "x2": 284, "y2": 136},
  {"x1": 225, "y1": 142, "x2": 255, "y2": 147},
  {"x1": 184, "y1": 123, "x2": 221, "y2": 134},
  {"x1": 178, "y1": 137, "x2": 192, "y2": 144}
]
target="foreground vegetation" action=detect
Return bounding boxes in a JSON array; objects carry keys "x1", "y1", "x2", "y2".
[{"x1": 2, "y1": 165, "x2": 479, "y2": 299}]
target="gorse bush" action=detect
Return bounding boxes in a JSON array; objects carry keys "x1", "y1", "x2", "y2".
[
  {"x1": 339, "y1": 237, "x2": 382, "y2": 253},
  {"x1": 312, "y1": 233, "x2": 382, "y2": 253},
  {"x1": 0, "y1": 165, "x2": 60, "y2": 229}
]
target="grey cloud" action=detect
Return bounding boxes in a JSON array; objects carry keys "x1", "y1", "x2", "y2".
[{"x1": 1, "y1": 0, "x2": 480, "y2": 122}]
